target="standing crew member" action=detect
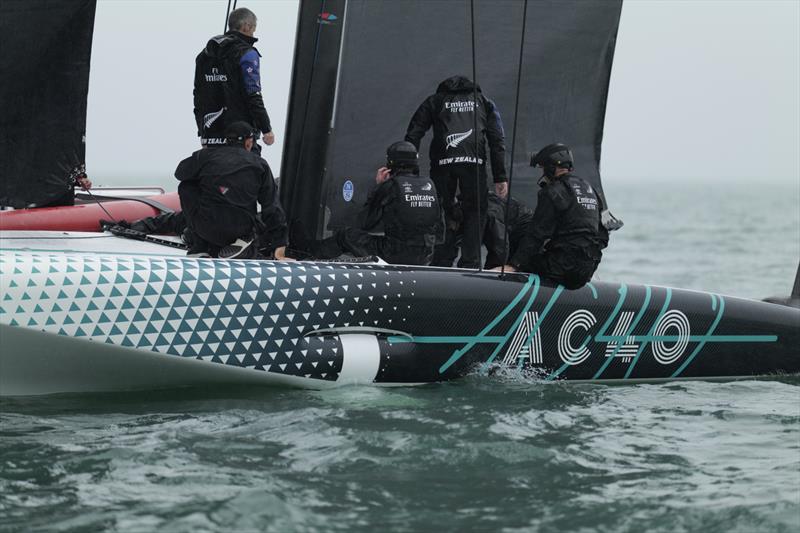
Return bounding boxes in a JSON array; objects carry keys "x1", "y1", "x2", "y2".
[
  {"x1": 176, "y1": 121, "x2": 289, "y2": 260},
  {"x1": 496, "y1": 143, "x2": 609, "y2": 289},
  {"x1": 194, "y1": 7, "x2": 275, "y2": 150},
  {"x1": 309, "y1": 141, "x2": 443, "y2": 266},
  {"x1": 405, "y1": 75, "x2": 507, "y2": 268}
]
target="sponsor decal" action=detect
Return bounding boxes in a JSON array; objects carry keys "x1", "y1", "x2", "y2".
[
  {"x1": 577, "y1": 196, "x2": 598, "y2": 210},
  {"x1": 204, "y1": 67, "x2": 228, "y2": 82},
  {"x1": 342, "y1": 180, "x2": 354, "y2": 202},
  {"x1": 503, "y1": 312, "x2": 543, "y2": 365},
  {"x1": 203, "y1": 107, "x2": 226, "y2": 129},
  {"x1": 413, "y1": 279, "x2": 778, "y2": 381},
  {"x1": 557, "y1": 310, "x2": 597, "y2": 366},
  {"x1": 445, "y1": 129, "x2": 473, "y2": 149},
  {"x1": 438, "y1": 156, "x2": 484, "y2": 165},
  {"x1": 421, "y1": 182, "x2": 433, "y2": 191},
  {"x1": 651, "y1": 310, "x2": 691, "y2": 365},
  {"x1": 444, "y1": 100, "x2": 476, "y2": 112},
  {"x1": 404, "y1": 193, "x2": 436, "y2": 208},
  {"x1": 603, "y1": 311, "x2": 638, "y2": 362},
  {"x1": 317, "y1": 12, "x2": 338, "y2": 24},
  {"x1": 218, "y1": 186, "x2": 229, "y2": 195}
]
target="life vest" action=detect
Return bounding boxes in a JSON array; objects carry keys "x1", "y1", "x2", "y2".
[
  {"x1": 549, "y1": 174, "x2": 603, "y2": 244},
  {"x1": 434, "y1": 92, "x2": 488, "y2": 167},
  {"x1": 385, "y1": 174, "x2": 441, "y2": 243}
]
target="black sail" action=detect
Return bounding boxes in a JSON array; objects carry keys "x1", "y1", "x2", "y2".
[
  {"x1": 280, "y1": 0, "x2": 623, "y2": 245},
  {"x1": 0, "y1": 0, "x2": 96, "y2": 208}
]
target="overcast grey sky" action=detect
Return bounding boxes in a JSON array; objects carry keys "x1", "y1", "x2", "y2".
[{"x1": 86, "y1": 0, "x2": 799, "y2": 187}]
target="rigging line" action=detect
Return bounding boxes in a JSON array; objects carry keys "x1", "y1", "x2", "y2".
[
  {"x1": 469, "y1": 0, "x2": 482, "y2": 272},
  {"x1": 500, "y1": 0, "x2": 528, "y2": 277},
  {"x1": 224, "y1": 0, "x2": 231, "y2": 33},
  {"x1": 79, "y1": 186, "x2": 118, "y2": 225}
]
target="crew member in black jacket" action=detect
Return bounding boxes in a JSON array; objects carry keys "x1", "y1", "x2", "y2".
[
  {"x1": 194, "y1": 7, "x2": 275, "y2": 149},
  {"x1": 175, "y1": 121, "x2": 289, "y2": 260},
  {"x1": 483, "y1": 193, "x2": 535, "y2": 270},
  {"x1": 310, "y1": 142, "x2": 443, "y2": 266},
  {"x1": 405, "y1": 75, "x2": 507, "y2": 268},
  {"x1": 496, "y1": 143, "x2": 609, "y2": 289}
]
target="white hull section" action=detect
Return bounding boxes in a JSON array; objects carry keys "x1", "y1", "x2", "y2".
[
  {"x1": 0, "y1": 325, "x2": 387, "y2": 396},
  {"x1": 0, "y1": 231, "x2": 186, "y2": 257}
]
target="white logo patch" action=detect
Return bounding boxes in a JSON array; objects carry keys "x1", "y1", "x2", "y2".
[
  {"x1": 445, "y1": 129, "x2": 473, "y2": 149},
  {"x1": 203, "y1": 107, "x2": 226, "y2": 129},
  {"x1": 205, "y1": 67, "x2": 228, "y2": 82}
]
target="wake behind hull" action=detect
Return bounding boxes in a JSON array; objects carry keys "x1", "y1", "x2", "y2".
[{"x1": 1, "y1": 238, "x2": 798, "y2": 395}]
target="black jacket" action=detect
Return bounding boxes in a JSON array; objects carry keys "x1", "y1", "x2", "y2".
[
  {"x1": 193, "y1": 31, "x2": 271, "y2": 145},
  {"x1": 483, "y1": 193, "x2": 534, "y2": 266},
  {"x1": 405, "y1": 76, "x2": 507, "y2": 183},
  {"x1": 510, "y1": 173, "x2": 609, "y2": 271},
  {"x1": 175, "y1": 146, "x2": 287, "y2": 250},
  {"x1": 362, "y1": 172, "x2": 443, "y2": 246}
]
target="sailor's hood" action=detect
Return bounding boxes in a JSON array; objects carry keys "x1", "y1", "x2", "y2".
[
  {"x1": 436, "y1": 75, "x2": 482, "y2": 94},
  {"x1": 203, "y1": 31, "x2": 258, "y2": 58}
]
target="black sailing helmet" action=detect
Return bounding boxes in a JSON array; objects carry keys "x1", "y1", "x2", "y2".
[
  {"x1": 224, "y1": 121, "x2": 258, "y2": 145},
  {"x1": 531, "y1": 143, "x2": 574, "y2": 177},
  {"x1": 386, "y1": 141, "x2": 419, "y2": 172}
]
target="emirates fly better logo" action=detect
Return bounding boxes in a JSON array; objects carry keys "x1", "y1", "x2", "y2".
[{"x1": 205, "y1": 67, "x2": 228, "y2": 82}]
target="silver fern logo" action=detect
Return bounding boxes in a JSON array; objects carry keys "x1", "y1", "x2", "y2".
[
  {"x1": 445, "y1": 129, "x2": 473, "y2": 149},
  {"x1": 203, "y1": 107, "x2": 226, "y2": 128}
]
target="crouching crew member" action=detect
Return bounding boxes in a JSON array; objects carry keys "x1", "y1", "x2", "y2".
[
  {"x1": 312, "y1": 141, "x2": 443, "y2": 265},
  {"x1": 175, "y1": 121, "x2": 289, "y2": 259},
  {"x1": 496, "y1": 143, "x2": 609, "y2": 289},
  {"x1": 483, "y1": 192, "x2": 535, "y2": 270}
]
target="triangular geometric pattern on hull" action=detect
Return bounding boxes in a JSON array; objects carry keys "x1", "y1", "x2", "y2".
[{"x1": 0, "y1": 252, "x2": 417, "y2": 382}]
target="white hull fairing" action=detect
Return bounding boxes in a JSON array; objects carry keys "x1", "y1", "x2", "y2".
[{"x1": 1, "y1": 232, "x2": 798, "y2": 396}]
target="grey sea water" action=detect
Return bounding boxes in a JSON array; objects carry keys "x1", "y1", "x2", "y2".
[{"x1": 2, "y1": 180, "x2": 799, "y2": 532}]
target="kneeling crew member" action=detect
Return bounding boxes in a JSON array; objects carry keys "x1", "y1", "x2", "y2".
[
  {"x1": 483, "y1": 192, "x2": 535, "y2": 270},
  {"x1": 313, "y1": 141, "x2": 443, "y2": 265},
  {"x1": 497, "y1": 143, "x2": 608, "y2": 289},
  {"x1": 175, "y1": 121, "x2": 289, "y2": 259}
]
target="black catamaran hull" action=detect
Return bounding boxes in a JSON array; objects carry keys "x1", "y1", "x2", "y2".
[{"x1": 2, "y1": 249, "x2": 797, "y2": 395}]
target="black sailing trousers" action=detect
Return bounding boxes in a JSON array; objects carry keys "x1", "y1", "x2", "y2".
[
  {"x1": 430, "y1": 163, "x2": 488, "y2": 269},
  {"x1": 178, "y1": 181, "x2": 253, "y2": 250}
]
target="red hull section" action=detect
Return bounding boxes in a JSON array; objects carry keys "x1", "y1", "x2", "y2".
[{"x1": 0, "y1": 193, "x2": 181, "y2": 232}]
